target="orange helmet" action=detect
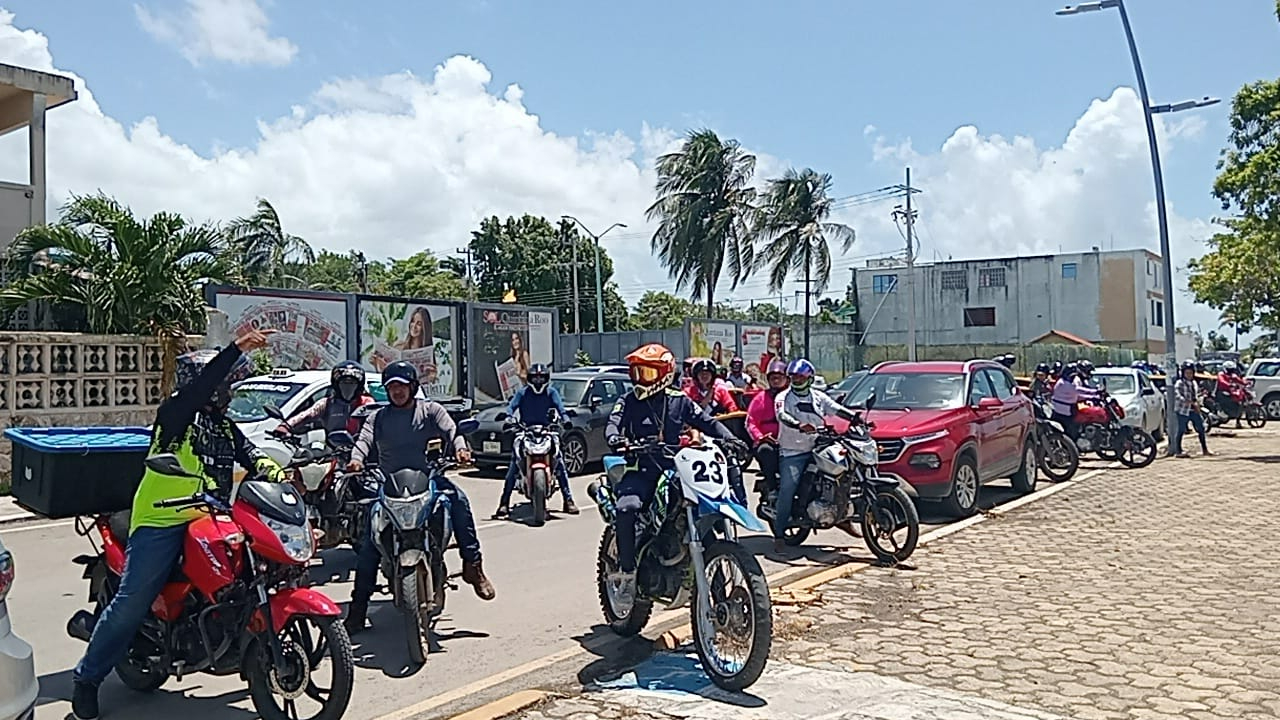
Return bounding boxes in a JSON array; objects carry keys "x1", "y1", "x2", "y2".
[{"x1": 626, "y1": 343, "x2": 676, "y2": 400}]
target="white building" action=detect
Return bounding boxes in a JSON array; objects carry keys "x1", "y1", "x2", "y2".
[
  {"x1": 0, "y1": 62, "x2": 77, "y2": 251},
  {"x1": 853, "y1": 248, "x2": 1168, "y2": 353}
]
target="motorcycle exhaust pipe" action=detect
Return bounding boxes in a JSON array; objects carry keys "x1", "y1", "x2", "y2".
[{"x1": 66, "y1": 609, "x2": 96, "y2": 642}]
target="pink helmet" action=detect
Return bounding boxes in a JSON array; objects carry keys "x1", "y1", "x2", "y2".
[{"x1": 765, "y1": 360, "x2": 788, "y2": 377}]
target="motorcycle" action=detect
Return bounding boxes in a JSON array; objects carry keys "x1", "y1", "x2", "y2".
[
  {"x1": 66, "y1": 453, "x2": 353, "y2": 720},
  {"x1": 755, "y1": 393, "x2": 920, "y2": 563},
  {"x1": 496, "y1": 413, "x2": 564, "y2": 526},
  {"x1": 1073, "y1": 392, "x2": 1156, "y2": 468},
  {"x1": 709, "y1": 410, "x2": 755, "y2": 472},
  {"x1": 588, "y1": 435, "x2": 772, "y2": 692},
  {"x1": 1031, "y1": 399, "x2": 1079, "y2": 482},
  {"x1": 265, "y1": 418, "x2": 363, "y2": 552},
  {"x1": 368, "y1": 419, "x2": 480, "y2": 664},
  {"x1": 1203, "y1": 381, "x2": 1267, "y2": 429}
]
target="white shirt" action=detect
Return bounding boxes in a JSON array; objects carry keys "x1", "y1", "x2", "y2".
[{"x1": 775, "y1": 388, "x2": 845, "y2": 456}]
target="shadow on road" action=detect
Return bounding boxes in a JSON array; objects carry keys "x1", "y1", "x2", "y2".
[
  {"x1": 38, "y1": 667, "x2": 258, "y2": 718},
  {"x1": 346, "y1": 599, "x2": 491, "y2": 679},
  {"x1": 572, "y1": 623, "x2": 658, "y2": 687},
  {"x1": 1239, "y1": 454, "x2": 1280, "y2": 464}
]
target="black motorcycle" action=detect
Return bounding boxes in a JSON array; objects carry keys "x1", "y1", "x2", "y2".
[{"x1": 1031, "y1": 399, "x2": 1079, "y2": 482}]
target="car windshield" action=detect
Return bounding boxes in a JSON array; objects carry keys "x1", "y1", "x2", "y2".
[
  {"x1": 1095, "y1": 373, "x2": 1136, "y2": 395},
  {"x1": 832, "y1": 371, "x2": 868, "y2": 392},
  {"x1": 551, "y1": 378, "x2": 591, "y2": 404},
  {"x1": 843, "y1": 372, "x2": 967, "y2": 410},
  {"x1": 227, "y1": 381, "x2": 309, "y2": 423}
]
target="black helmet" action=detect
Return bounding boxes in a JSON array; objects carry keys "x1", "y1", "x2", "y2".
[
  {"x1": 175, "y1": 348, "x2": 252, "y2": 410},
  {"x1": 729, "y1": 356, "x2": 744, "y2": 370},
  {"x1": 331, "y1": 360, "x2": 366, "y2": 402},
  {"x1": 528, "y1": 363, "x2": 550, "y2": 393},
  {"x1": 381, "y1": 360, "x2": 419, "y2": 403},
  {"x1": 1035, "y1": 362, "x2": 1050, "y2": 374},
  {"x1": 1078, "y1": 359, "x2": 1095, "y2": 374},
  {"x1": 691, "y1": 358, "x2": 716, "y2": 382},
  {"x1": 1180, "y1": 360, "x2": 1197, "y2": 373}
]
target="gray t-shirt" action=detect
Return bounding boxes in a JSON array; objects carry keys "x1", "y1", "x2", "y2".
[{"x1": 352, "y1": 399, "x2": 468, "y2": 473}]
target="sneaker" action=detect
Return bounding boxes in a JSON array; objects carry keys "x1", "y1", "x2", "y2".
[
  {"x1": 1202, "y1": 448, "x2": 1214, "y2": 456},
  {"x1": 344, "y1": 599, "x2": 369, "y2": 636},
  {"x1": 610, "y1": 571, "x2": 637, "y2": 611},
  {"x1": 563, "y1": 499, "x2": 580, "y2": 515},
  {"x1": 462, "y1": 560, "x2": 496, "y2": 600},
  {"x1": 72, "y1": 680, "x2": 99, "y2": 719}
]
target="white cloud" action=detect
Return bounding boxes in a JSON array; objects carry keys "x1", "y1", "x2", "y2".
[
  {"x1": 135, "y1": 0, "x2": 297, "y2": 67},
  {"x1": 0, "y1": 10, "x2": 1222, "y2": 334}
]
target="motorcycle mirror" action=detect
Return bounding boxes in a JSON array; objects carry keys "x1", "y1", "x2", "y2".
[
  {"x1": 865, "y1": 391, "x2": 877, "y2": 410},
  {"x1": 457, "y1": 419, "x2": 480, "y2": 435},
  {"x1": 263, "y1": 403, "x2": 285, "y2": 420},
  {"x1": 145, "y1": 453, "x2": 200, "y2": 478},
  {"x1": 327, "y1": 430, "x2": 355, "y2": 448}
]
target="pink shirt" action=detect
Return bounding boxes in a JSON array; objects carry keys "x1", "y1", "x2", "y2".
[{"x1": 746, "y1": 390, "x2": 779, "y2": 443}]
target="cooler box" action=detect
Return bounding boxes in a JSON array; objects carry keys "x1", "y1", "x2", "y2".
[{"x1": 4, "y1": 427, "x2": 152, "y2": 519}]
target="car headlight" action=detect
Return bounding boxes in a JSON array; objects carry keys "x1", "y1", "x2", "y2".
[
  {"x1": 383, "y1": 495, "x2": 427, "y2": 530},
  {"x1": 902, "y1": 429, "x2": 949, "y2": 445},
  {"x1": 263, "y1": 516, "x2": 314, "y2": 563}
]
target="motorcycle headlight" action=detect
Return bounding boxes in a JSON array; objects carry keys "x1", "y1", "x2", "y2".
[
  {"x1": 263, "y1": 516, "x2": 313, "y2": 563},
  {"x1": 847, "y1": 438, "x2": 879, "y2": 465},
  {"x1": 383, "y1": 495, "x2": 427, "y2": 530}
]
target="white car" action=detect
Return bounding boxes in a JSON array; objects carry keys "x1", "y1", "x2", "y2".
[
  {"x1": 1244, "y1": 358, "x2": 1280, "y2": 420},
  {"x1": 0, "y1": 537, "x2": 36, "y2": 720},
  {"x1": 1093, "y1": 368, "x2": 1165, "y2": 440}
]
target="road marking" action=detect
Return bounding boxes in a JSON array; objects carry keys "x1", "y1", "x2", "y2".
[{"x1": 0, "y1": 518, "x2": 75, "y2": 534}]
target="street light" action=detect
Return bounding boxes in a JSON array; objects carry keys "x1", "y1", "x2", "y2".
[
  {"x1": 560, "y1": 215, "x2": 627, "y2": 333},
  {"x1": 1056, "y1": 0, "x2": 1220, "y2": 455}
]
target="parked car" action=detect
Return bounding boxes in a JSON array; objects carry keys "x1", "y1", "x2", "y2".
[
  {"x1": 1245, "y1": 358, "x2": 1280, "y2": 420},
  {"x1": 828, "y1": 370, "x2": 869, "y2": 404},
  {"x1": 466, "y1": 368, "x2": 633, "y2": 475},
  {"x1": 1092, "y1": 367, "x2": 1165, "y2": 440},
  {"x1": 837, "y1": 360, "x2": 1037, "y2": 518},
  {"x1": 0, "y1": 537, "x2": 36, "y2": 720},
  {"x1": 568, "y1": 364, "x2": 630, "y2": 374}
]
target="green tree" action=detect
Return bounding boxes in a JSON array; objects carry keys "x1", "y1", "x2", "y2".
[
  {"x1": 302, "y1": 249, "x2": 389, "y2": 293},
  {"x1": 711, "y1": 303, "x2": 750, "y2": 321},
  {"x1": 1189, "y1": 218, "x2": 1280, "y2": 331},
  {"x1": 647, "y1": 129, "x2": 758, "y2": 318},
  {"x1": 382, "y1": 251, "x2": 468, "y2": 300},
  {"x1": 754, "y1": 168, "x2": 855, "y2": 353},
  {"x1": 630, "y1": 290, "x2": 696, "y2": 330},
  {"x1": 746, "y1": 303, "x2": 785, "y2": 324},
  {"x1": 226, "y1": 198, "x2": 314, "y2": 288},
  {"x1": 1206, "y1": 330, "x2": 1233, "y2": 352}
]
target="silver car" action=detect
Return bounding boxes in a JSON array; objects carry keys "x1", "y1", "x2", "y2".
[{"x1": 0, "y1": 537, "x2": 36, "y2": 720}]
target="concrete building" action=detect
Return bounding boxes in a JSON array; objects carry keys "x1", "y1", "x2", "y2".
[
  {"x1": 0, "y1": 63, "x2": 77, "y2": 250},
  {"x1": 853, "y1": 248, "x2": 1167, "y2": 353}
]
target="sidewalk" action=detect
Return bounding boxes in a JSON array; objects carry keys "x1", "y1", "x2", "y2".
[
  {"x1": 497, "y1": 428, "x2": 1280, "y2": 720},
  {"x1": 0, "y1": 494, "x2": 35, "y2": 525}
]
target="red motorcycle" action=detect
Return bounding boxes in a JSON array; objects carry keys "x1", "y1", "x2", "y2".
[{"x1": 66, "y1": 453, "x2": 354, "y2": 720}]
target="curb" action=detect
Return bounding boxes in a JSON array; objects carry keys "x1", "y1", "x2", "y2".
[{"x1": 444, "y1": 691, "x2": 551, "y2": 720}]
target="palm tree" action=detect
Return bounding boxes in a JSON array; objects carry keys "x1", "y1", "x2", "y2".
[
  {"x1": 754, "y1": 168, "x2": 856, "y2": 357},
  {"x1": 226, "y1": 198, "x2": 314, "y2": 288},
  {"x1": 1, "y1": 193, "x2": 232, "y2": 389},
  {"x1": 647, "y1": 129, "x2": 757, "y2": 318}
]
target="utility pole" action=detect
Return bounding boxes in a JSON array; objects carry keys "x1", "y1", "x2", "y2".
[
  {"x1": 561, "y1": 220, "x2": 581, "y2": 334},
  {"x1": 561, "y1": 215, "x2": 626, "y2": 333},
  {"x1": 891, "y1": 167, "x2": 919, "y2": 361},
  {"x1": 455, "y1": 246, "x2": 474, "y2": 298}
]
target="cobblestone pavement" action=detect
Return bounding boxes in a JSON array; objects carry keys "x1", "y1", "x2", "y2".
[{"x1": 500, "y1": 427, "x2": 1280, "y2": 720}]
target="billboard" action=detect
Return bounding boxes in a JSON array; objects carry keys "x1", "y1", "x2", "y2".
[
  {"x1": 741, "y1": 324, "x2": 787, "y2": 381},
  {"x1": 687, "y1": 320, "x2": 738, "y2": 366},
  {"x1": 211, "y1": 288, "x2": 349, "y2": 370},
  {"x1": 357, "y1": 298, "x2": 462, "y2": 400},
  {"x1": 470, "y1": 305, "x2": 557, "y2": 407}
]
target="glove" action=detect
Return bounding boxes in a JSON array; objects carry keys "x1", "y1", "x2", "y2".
[
  {"x1": 725, "y1": 437, "x2": 749, "y2": 458},
  {"x1": 269, "y1": 424, "x2": 291, "y2": 438},
  {"x1": 607, "y1": 435, "x2": 627, "y2": 451}
]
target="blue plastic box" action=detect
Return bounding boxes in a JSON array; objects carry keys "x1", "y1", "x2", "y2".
[{"x1": 4, "y1": 427, "x2": 153, "y2": 518}]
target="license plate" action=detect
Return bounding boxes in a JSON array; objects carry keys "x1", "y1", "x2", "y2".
[{"x1": 483, "y1": 441, "x2": 501, "y2": 455}]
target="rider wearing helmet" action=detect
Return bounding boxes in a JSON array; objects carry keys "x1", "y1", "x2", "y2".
[
  {"x1": 72, "y1": 329, "x2": 282, "y2": 720},
  {"x1": 725, "y1": 356, "x2": 754, "y2": 390},
  {"x1": 345, "y1": 361, "x2": 493, "y2": 635},
  {"x1": 746, "y1": 360, "x2": 789, "y2": 494},
  {"x1": 1030, "y1": 362, "x2": 1053, "y2": 401},
  {"x1": 1173, "y1": 359, "x2": 1211, "y2": 457},
  {"x1": 1215, "y1": 360, "x2": 1246, "y2": 426},
  {"x1": 1075, "y1": 359, "x2": 1097, "y2": 388},
  {"x1": 772, "y1": 358, "x2": 857, "y2": 552},
  {"x1": 273, "y1": 360, "x2": 376, "y2": 438},
  {"x1": 603, "y1": 344, "x2": 745, "y2": 609},
  {"x1": 493, "y1": 363, "x2": 578, "y2": 518},
  {"x1": 684, "y1": 358, "x2": 739, "y2": 414}
]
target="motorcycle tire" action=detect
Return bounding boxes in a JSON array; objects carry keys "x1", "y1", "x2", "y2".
[
  {"x1": 1038, "y1": 432, "x2": 1079, "y2": 482},
  {"x1": 400, "y1": 567, "x2": 431, "y2": 665},
  {"x1": 691, "y1": 541, "x2": 772, "y2": 692},
  {"x1": 530, "y1": 468, "x2": 549, "y2": 527},
  {"x1": 1118, "y1": 429, "x2": 1157, "y2": 469},
  {"x1": 248, "y1": 615, "x2": 354, "y2": 720},
  {"x1": 95, "y1": 587, "x2": 169, "y2": 693},
  {"x1": 1246, "y1": 405, "x2": 1267, "y2": 429},
  {"x1": 596, "y1": 527, "x2": 653, "y2": 636},
  {"x1": 783, "y1": 525, "x2": 811, "y2": 547},
  {"x1": 860, "y1": 486, "x2": 920, "y2": 563}
]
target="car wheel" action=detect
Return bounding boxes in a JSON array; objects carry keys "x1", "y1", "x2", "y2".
[
  {"x1": 1010, "y1": 440, "x2": 1038, "y2": 494},
  {"x1": 1264, "y1": 393, "x2": 1280, "y2": 421},
  {"x1": 562, "y1": 434, "x2": 588, "y2": 476},
  {"x1": 940, "y1": 453, "x2": 979, "y2": 518}
]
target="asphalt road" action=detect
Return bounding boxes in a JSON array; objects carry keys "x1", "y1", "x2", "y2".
[{"x1": 1, "y1": 463, "x2": 1044, "y2": 720}]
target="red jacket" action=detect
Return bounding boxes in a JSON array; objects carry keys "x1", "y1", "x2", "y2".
[{"x1": 684, "y1": 382, "x2": 738, "y2": 414}]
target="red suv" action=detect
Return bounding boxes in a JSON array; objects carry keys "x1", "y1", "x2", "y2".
[{"x1": 835, "y1": 360, "x2": 1037, "y2": 517}]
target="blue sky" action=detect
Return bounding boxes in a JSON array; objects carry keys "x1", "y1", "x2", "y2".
[{"x1": 0, "y1": 0, "x2": 1275, "y2": 335}]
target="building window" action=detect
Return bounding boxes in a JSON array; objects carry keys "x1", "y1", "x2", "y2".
[
  {"x1": 1150, "y1": 299, "x2": 1164, "y2": 327},
  {"x1": 940, "y1": 269, "x2": 967, "y2": 290},
  {"x1": 1061, "y1": 262, "x2": 1077, "y2": 279},
  {"x1": 872, "y1": 274, "x2": 898, "y2": 294},
  {"x1": 977, "y1": 267, "x2": 1006, "y2": 288},
  {"x1": 963, "y1": 306, "x2": 997, "y2": 327}
]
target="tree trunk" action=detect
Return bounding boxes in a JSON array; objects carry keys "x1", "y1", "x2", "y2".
[{"x1": 706, "y1": 291, "x2": 714, "y2": 320}]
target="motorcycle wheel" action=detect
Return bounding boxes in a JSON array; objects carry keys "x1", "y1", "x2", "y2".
[
  {"x1": 1096, "y1": 443, "x2": 1119, "y2": 461},
  {"x1": 860, "y1": 486, "x2": 919, "y2": 563},
  {"x1": 248, "y1": 615, "x2": 354, "y2": 720},
  {"x1": 400, "y1": 567, "x2": 431, "y2": 665},
  {"x1": 1246, "y1": 404, "x2": 1267, "y2": 429},
  {"x1": 1118, "y1": 429, "x2": 1157, "y2": 469},
  {"x1": 1038, "y1": 432, "x2": 1079, "y2": 482},
  {"x1": 96, "y1": 588, "x2": 169, "y2": 692},
  {"x1": 530, "y1": 468, "x2": 549, "y2": 527},
  {"x1": 691, "y1": 541, "x2": 772, "y2": 692},
  {"x1": 596, "y1": 527, "x2": 653, "y2": 636}
]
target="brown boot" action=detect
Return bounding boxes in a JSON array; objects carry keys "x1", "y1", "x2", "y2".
[{"x1": 462, "y1": 560, "x2": 496, "y2": 600}]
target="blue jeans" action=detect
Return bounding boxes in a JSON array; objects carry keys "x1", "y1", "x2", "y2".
[
  {"x1": 1172, "y1": 412, "x2": 1207, "y2": 455},
  {"x1": 500, "y1": 453, "x2": 573, "y2": 506},
  {"x1": 772, "y1": 453, "x2": 811, "y2": 539},
  {"x1": 75, "y1": 524, "x2": 188, "y2": 686},
  {"x1": 354, "y1": 476, "x2": 482, "y2": 603}
]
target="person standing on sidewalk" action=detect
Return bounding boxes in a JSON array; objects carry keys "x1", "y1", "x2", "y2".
[{"x1": 1172, "y1": 360, "x2": 1212, "y2": 458}]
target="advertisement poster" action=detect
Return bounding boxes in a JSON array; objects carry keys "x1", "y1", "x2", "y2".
[
  {"x1": 214, "y1": 291, "x2": 348, "y2": 370},
  {"x1": 687, "y1": 320, "x2": 738, "y2": 366},
  {"x1": 471, "y1": 306, "x2": 556, "y2": 407},
  {"x1": 358, "y1": 299, "x2": 460, "y2": 400},
  {"x1": 741, "y1": 324, "x2": 786, "y2": 381}
]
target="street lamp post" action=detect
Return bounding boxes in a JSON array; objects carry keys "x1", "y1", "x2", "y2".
[
  {"x1": 1056, "y1": 0, "x2": 1220, "y2": 454},
  {"x1": 561, "y1": 215, "x2": 627, "y2": 333}
]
